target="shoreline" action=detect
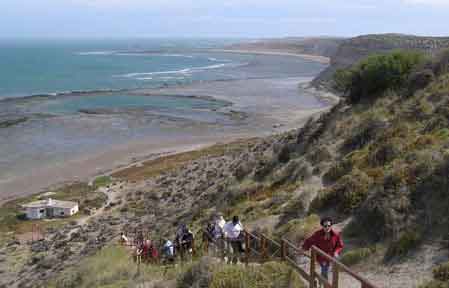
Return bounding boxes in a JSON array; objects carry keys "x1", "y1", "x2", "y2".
[
  {"x1": 209, "y1": 49, "x2": 331, "y2": 64},
  {"x1": 0, "y1": 103, "x2": 328, "y2": 205}
]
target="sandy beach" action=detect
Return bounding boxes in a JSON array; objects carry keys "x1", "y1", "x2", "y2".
[{"x1": 210, "y1": 49, "x2": 331, "y2": 64}]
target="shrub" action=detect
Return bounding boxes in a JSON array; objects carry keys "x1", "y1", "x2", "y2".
[
  {"x1": 323, "y1": 159, "x2": 353, "y2": 184},
  {"x1": 93, "y1": 176, "x2": 112, "y2": 189},
  {"x1": 433, "y1": 262, "x2": 449, "y2": 281},
  {"x1": 419, "y1": 281, "x2": 449, "y2": 288},
  {"x1": 177, "y1": 257, "x2": 215, "y2": 288},
  {"x1": 340, "y1": 247, "x2": 376, "y2": 266},
  {"x1": 276, "y1": 214, "x2": 320, "y2": 244},
  {"x1": 408, "y1": 68, "x2": 435, "y2": 94},
  {"x1": 208, "y1": 262, "x2": 304, "y2": 288},
  {"x1": 313, "y1": 169, "x2": 372, "y2": 213},
  {"x1": 368, "y1": 137, "x2": 404, "y2": 167},
  {"x1": 336, "y1": 50, "x2": 426, "y2": 103},
  {"x1": 341, "y1": 117, "x2": 387, "y2": 153},
  {"x1": 419, "y1": 261, "x2": 449, "y2": 288},
  {"x1": 432, "y1": 48, "x2": 449, "y2": 76},
  {"x1": 385, "y1": 230, "x2": 422, "y2": 259}
]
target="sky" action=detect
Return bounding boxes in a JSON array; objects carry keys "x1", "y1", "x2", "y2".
[{"x1": 1, "y1": 0, "x2": 449, "y2": 38}]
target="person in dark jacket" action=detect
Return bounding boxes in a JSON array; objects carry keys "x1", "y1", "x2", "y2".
[
  {"x1": 175, "y1": 224, "x2": 194, "y2": 260},
  {"x1": 301, "y1": 217, "x2": 344, "y2": 280}
]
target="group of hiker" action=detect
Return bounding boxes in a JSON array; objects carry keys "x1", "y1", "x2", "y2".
[
  {"x1": 119, "y1": 215, "x2": 344, "y2": 280},
  {"x1": 119, "y1": 214, "x2": 246, "y2": 264}
]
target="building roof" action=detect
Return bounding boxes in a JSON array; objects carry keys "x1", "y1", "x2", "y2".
[{"x1": 22, "y1": 198, "x2": 78, "y2": 209}]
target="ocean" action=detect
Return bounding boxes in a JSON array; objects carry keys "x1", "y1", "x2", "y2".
[{"x1": 0, "y1": 38, "x2": 327, "y2": 199}]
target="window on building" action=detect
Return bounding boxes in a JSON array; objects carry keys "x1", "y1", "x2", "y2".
[
  {"x1": 39, "y1": 209, "x2": 44, "y2": 213},
  {"x1": 60, "y1": 212, "x2": 64, "y2": 216}
]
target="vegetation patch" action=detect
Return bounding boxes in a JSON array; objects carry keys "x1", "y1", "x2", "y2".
[
  {"x1": 93, "y1": 176, "x2": 112, "y2": 189},
  {"x1": 419, "y1": 261, "x2": 449, "y2": 288},
  {"x1": 176, "y1": 257, "x2": 305, "y2": 288},
  {"x1": 433, "y1": 261, "x2": 449, "y2": 282},
  {"x1": 385, "y1": 230, "x2": 422, "y2": 260},
  {"x1": 340, "y1": 246, "x2": 376, "y2": 266},
  {"x1": 112, "y1": 138, "x2": 259, "y2": 181},
  {"x1": 49, "y1": 245, "x2": 171, "y2": 288},
  {"x1": 334, "y1": 50, "x2": 426, "y2": 103},
  {"x1": 312, "y1": 169, "x2": 372, "y2": 213},
  {"x1": 275, "y1": 214, "x2": 320, "y2": 243}
]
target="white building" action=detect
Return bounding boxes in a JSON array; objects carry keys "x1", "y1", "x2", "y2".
[{"x1": 22, "y1": 198, "x2": 79, "y2": 220}]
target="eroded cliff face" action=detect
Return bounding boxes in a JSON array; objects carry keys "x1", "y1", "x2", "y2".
[
  {"x1": 312, "y1": 34, "x2": 449, "y2": 91},
  {"x1": 225, "y1": 37, "x2": 344, "y2": 58}
]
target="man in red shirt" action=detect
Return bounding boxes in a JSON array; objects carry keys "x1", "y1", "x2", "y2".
[{"x1": 301, "y1": 217, "x2": 344, "y2": 280}]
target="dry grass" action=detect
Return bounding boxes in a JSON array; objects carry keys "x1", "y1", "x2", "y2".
[{"x1": 112, "y1": 138, "x2": 259, "y2": 182}]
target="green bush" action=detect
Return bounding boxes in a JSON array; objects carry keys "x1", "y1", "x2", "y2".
[
  {"x1": 432, "y1": 48, "x2": 449, "y2": 76},
  {"x1": 433, "y1": 262, "x2": 449, "y2": 281},
  {"x1": 335, "y1": 51, "x2": 426, "y2": 103},
  {"x1": 93, "y1": 176, "x2": 112, "y2": 189},
  {"x1": 340, "y1": 247, "x2": 376, "y2": 266},
  {"x1": 419, "y1": 262, "x2": 449, "y2": 288},
  {"x1": 313, "y1": 169, "x2": 372, "y2": 214},
  {"x1": 419, "y1": 281, "x2": 449, "y2": 288},
  {"x1": 323, "y1": 159, "x2": 353, "y2": 184},
  {"x1": 275, "y1": 214, "x2": 321, "y2": 243},
  {"x1": 208, "y1": 262, "x2": 304, "y2": 288},
  {"x1": 386, "y1": 230, "x2": 422, "y2": 259}
]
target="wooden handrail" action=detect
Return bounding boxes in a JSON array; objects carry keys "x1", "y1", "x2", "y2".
[
  {"x1": 311, "y1": 245, "x2": 378, "y2": 288},
  {"x1": 123, "y1": 228, "x2": 380, "y2": 288}
]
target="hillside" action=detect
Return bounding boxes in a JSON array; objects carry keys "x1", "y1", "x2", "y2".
[
  {"x1": 312, "y1": 34, "x2": 449, "y2": 91},
  {"x1": 223, "y1": 37, "x2": 344, "y2": 59}
]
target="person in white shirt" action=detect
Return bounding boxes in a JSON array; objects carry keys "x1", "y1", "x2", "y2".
[
  {"x1": 213, "y1": 215, "x2": 226, "y2": 239},
  {"x1": 223, "y1": 215, "x2": 244, "y2": 264},
  {"x1": 212, "y1": 215, "x2": 226, "y2": 257},
  {"x1": 120, "y1": 232, "x2": 129, "y2": 246}
]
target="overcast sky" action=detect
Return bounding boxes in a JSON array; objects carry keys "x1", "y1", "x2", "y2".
[{"x1": 1, "y1": 0, "x2": 448, "y2": 38}]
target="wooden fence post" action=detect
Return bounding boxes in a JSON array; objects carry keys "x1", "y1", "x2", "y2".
[
  {"x1": 332, "y1": 263, "x2": 339, "y2": 288},
  {"x1": 261, "y1": 235, "x2": 268, "y2": 261},
  {"x1": 281, "y1": 239, "x2": 286, "y2": 261},
  {"x1": 245, "y1": 232, "x2": 250, "y2": 266},
  {"x1": 204, "y1": 236, "x2": 209, "y2": 255},
  {"x1": 310, "y1": 248, "x2": 316, "y2": 288}
]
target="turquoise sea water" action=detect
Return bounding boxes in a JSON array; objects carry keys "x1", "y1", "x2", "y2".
[{"x1": 0, "y1": 38, "x2": 241, "y2": 98}]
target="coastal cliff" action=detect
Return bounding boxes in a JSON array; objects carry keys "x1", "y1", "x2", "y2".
[{"x1": 224, "y1": 37, "x2": 344, "y2": 59}]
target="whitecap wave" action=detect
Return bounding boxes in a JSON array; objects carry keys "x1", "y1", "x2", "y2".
[
  {"x1": 76, "y1": 51, "x2": 116, "y2": 56},
  {"x1": 117, "y1": 62, "x2": 247, "y2": 79},
  {"x1": 208, "y1": 57, "x2": 232, "y2": 62},
  {"x1": 162, "y1": 54, "x2": 195, "y2": 58}
]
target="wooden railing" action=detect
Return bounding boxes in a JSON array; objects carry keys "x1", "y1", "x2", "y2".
[
  {"x1": 123, "y1": 228, "x2": 380, "y2": 288},
  {"x1": 204, "y1": 230, "x2": 380, "y2": 288}
]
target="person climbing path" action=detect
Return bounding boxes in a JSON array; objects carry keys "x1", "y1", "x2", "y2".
[{"x1": 300, "y1": 217, "x2": 344, "y2": 280}]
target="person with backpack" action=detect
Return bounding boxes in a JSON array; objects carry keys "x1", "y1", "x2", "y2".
[
  {"x1": 223, "y1": 215, "x2": 244, "y2": 264},
  {"x1": 202, "y1": 222, "x2": 215, "y2": 254},
  {"x1": 300, "y1": 217, "x2": 344, "y2": 280},
  {"x1": 175, "y1": 224, "x2": 194, "y2": 260}
]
